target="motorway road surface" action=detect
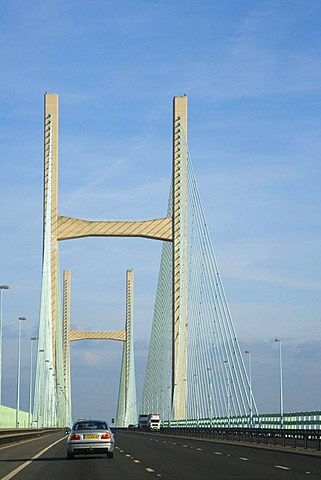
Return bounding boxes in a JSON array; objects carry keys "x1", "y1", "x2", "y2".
[{"x1": 0, "y1": 430, "x2": 321, "y2": 479}]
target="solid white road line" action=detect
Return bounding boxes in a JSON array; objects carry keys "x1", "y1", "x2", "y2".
[{"x1": 0, "y1": 436, "x2": 65, "y2": 480}]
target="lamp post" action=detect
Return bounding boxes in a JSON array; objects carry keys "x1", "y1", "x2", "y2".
[
  {"x1": 224, "y1": 360, "x2": 231, "y2": 426},
  {"x1": 192, "y1": 374, "x2": 199, "y2": 425},
  {"x1": 207, "y1": 367, "x2": 213, "y2": 426},
  {"x1": 245, "y1": 350, "x2": 253, "y2": 427},
  {"x1": 36, "y1": 348, "x2": 44, "y2": 427},
  {"x1": 167, "y1": 386, "x2": 171, "y2": 423},
  {"x1": 0, "y1": 284, "x2": 10, "y2": 404},
  {"x1": 28, "y1": 337, "x2": 38, "y2": 427},
  {"x1": 45, "y1": 359, "x2": 50, "y2": 426},
  {"x1": 16, "y1": 316, "x2": 26, "y2": 427},
  {"x1": 275, "y1": 338, "x2": 284, "y2": 428}
]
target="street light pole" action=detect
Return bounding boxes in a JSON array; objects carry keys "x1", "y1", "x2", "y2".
[
  {"x1": 0, "y1": 284, "x2": 10, "y2": 404},
  {"x1": 16, "y1": 316, "x2": 26, "y2": 427},
  {"x1": 245, "y1": 350, "x2": 253, "y2": 427},
  {"x1": 28, "y1": 337, "x2": 38, "y2": 427},
  {"x1": 207, "y1": 367, "x2": 213, "y2": 426},
  {"x1": 275, "y1": 338, "x2": 284, "y2": 428},
  {"x1": 35, "y1": 348, "x2": 45, "y2": 428},
  {"x1": 224, "y1": 360, "x2": 231, "y2": 426}
]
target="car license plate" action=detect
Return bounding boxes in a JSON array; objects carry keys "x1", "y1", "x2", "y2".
[{"x1": 84, "y1": 434, "x2": 98, "y2": 439}]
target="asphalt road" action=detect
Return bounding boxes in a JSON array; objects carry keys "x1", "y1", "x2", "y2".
[{"x1": 0, "y1": 430, "x2": 320, "y2": 479}]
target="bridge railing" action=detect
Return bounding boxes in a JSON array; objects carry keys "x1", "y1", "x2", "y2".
[
  {"x1": 162, "y1": 411, "x2": 321, "y2": 430},
  {"x1": 158, "y1": 426, "x2": 321, "y2": 452},
  {"x1": 0, "y1": 428, "x2": 62, "y2": 446}
]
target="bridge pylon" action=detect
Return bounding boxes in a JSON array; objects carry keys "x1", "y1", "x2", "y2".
[
  {"x1": 115, "y1": 270, "x2": 137, "y2": 427},
  {"x1": 33, "y1": 92, "x2": 171, "y2": 426},
  {"x1": 172, "y1": 96, "x2": 188, "y2": 420},
  {"x1": 62, "y1": 269, "x2": 135, "y2": 426}
]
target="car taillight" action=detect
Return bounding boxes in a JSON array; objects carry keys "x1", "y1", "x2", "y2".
[
  {"x1": 101, "y1": 432, "x2": 111, "y2": 439},
  {"x1": 70, "y1": 433, "x2": 81, "y2": 440}
]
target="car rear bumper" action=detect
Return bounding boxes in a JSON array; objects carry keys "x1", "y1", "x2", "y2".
[{"x1": 67, "y1": 441, "x2": 114, "y2": 455}]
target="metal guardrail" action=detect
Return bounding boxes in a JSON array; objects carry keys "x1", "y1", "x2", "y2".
[
  {"x1": 158, "y1": 426, "x2": 321, "y2": 453},
  {"x1": 0, "y1": 428, "x2": 62, "y2": 446},
  {"x1": 161, "y1": 411, "x2": 321, "y2": 430}
]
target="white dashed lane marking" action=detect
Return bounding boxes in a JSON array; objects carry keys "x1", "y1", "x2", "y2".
[
  {"x1": 239, "y1": 457, "x2": 249, "y2": 461},
  {"x1": 117, "y1": 446, "x2": 162, "y2": 476},
  {"x1": 275, "y1": 465, "x2": 290, "y2": 470}
]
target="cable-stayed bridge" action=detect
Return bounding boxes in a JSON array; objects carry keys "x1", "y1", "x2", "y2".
[
  {"x1": 142, "y1": 136, "x2": 258, "y2": 424},
  {"x1": 32, "y1": 93, "x2": 257, "y2": 428}
]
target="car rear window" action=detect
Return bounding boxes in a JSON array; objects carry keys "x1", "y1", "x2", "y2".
[{"x1": 74, "y1": 422, "x2": 107, "y2": 430}]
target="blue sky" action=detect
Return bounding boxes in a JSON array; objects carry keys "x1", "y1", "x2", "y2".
[{"x1": 0, "y1": 0, "x2": 320, "y2": 422}]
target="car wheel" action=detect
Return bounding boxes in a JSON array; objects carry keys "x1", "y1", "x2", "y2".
[
  {"x1": 67, "y1": 452, "x2": 74, "y2": 460},
  {"x1": 107, "y1": 451, "x2": 114, "y2": 458}
]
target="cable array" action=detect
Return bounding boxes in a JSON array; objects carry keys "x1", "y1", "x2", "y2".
[
  {"x1": 141, "y1": 189, "x2": 173, "y2": 420},
  {"x1": 142, "y1": 131, "x2": 258, "y2": 422}
]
